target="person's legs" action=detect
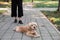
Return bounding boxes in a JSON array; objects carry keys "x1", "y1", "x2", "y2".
[
  {"x1": 11, "y1": 0, "x2": 17, "y2": 23},
  {"x1": 18, "y1": 0, "x2": 23, "y2": 24}
]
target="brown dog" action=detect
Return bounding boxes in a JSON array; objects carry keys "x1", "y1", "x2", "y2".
[
  {"x1": 13, "y1": 22, "x2": 40, "y2": 37},
  {"x1": 13, "y1": 22, "x2": 38, "y2": 32}
]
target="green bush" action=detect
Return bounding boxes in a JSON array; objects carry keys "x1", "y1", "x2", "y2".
[{"x1": 0, "y1": 10, "x2": 6, "y2": 14}]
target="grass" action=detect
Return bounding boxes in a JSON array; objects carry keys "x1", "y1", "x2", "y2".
[
  {"x1": 0, "y1": 10, "x2": 6, "y2": 14},
  {"x1": 41, "y1": 11, "x2": 60, "y2": 31},
  {"x1": 0, "y1": 4, "x2": 10, "y2": 8},
  {"x1": 0, "y1": 2, "x2": 11, "y2": 8},
  {"x1": 33, "y1": 1, "x2": 58, "y2": 8}
]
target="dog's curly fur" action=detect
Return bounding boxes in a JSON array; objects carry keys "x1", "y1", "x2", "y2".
[{"x1": 13, "y1": 22, "x2": 40, "y2": 37}]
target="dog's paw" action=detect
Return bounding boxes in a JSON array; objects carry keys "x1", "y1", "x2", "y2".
[
  {"x1": 34, "y1": 34, "x2": 40, "y2": 38},
  {"x1": 37, "y1": 34, "x2": 40, "y2": 37}
]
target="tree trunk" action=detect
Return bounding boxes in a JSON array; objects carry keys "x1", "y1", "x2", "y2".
[{"x1": 57, "y1": 0, "x2": 60, "y2": 12}]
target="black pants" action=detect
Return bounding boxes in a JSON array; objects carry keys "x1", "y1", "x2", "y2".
[{"x1": 11, "y1": 0, "x2": 23, "y2": 17}]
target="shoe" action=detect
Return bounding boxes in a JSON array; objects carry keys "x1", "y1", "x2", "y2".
[
  {"x1": 19, "y1": 20, "x2": 23, "y2": 24},
  {"x1": 14, "y1": 19, "x2": 17, "y2": 23}
]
